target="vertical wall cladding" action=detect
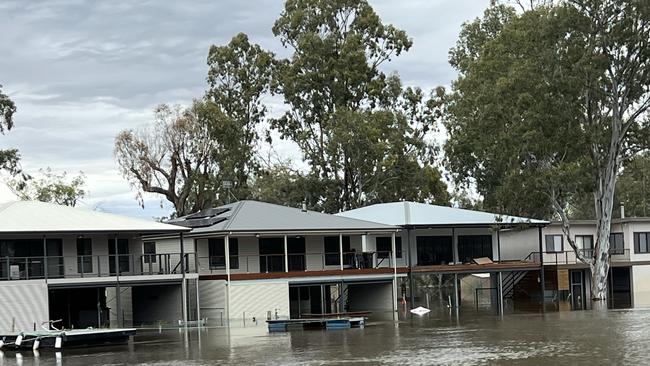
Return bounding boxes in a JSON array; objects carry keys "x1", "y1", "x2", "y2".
[
  {"x1": 106, "y1": 286, "x2": 133, "y2": 328},
  {"x1": 0, "y1": 280, "x2": 49, "y2": 332},
  {"x1": 198, "y1": 280, "x2": 227, "y2": 325},
  {"x1": 228, "y1": 281, "x2": 290, "y2": 324},
  {"x1": 632, "y1": 265, "x2": 650, "y2": 307}
]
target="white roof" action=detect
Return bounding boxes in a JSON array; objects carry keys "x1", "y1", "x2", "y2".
[
  {"x1": 0, "y1": 182, "x2": 17, "y2": 203},
  {"x1": 0, "y1": 200, "x2": 189, "y2": 234},
  {"x1": 336, "y1": 201, "x2": 548, "y2": 227}
]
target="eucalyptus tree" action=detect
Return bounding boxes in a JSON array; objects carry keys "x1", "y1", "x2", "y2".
[
  {"x1": 206, "y1": 32, "x2": 276, "y2": 201},
  {"x1": 115, "y1": 102, "x2": 221, "y2": 216},
  {"x1": 444, "y1": 0, "x2": 650, "y2": 301},
  {"x1": 0, "y1": 84, "x2": 19, "y2": 174},
  {"x1": 271, "y1": 0, "x2": 448, "y2": 212},
  {"x1": 8, "y1": 168, "x2": 86, "y2": 207}
]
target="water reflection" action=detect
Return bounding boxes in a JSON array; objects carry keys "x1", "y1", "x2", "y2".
[{"x1": 1, "y1": 309, "x2": 649, "y2": 365}]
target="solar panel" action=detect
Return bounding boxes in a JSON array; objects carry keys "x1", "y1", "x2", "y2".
[
  {"x1": 177, "y1": 216, "x2": 227, "y2": 228},
  {"x1": 185, "y1": 207, "x2": 230, "y2": 219}
]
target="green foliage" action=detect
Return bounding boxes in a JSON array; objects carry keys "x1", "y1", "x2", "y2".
[
  {"x1": 270, "y1": 0, "x2": 448, "y2": 212},
  {"x1": 0, "y1": 84, "x2": 20, "y2": 175},
  {"x1": 9, "y1": 168, "x2": 86, "y2": 207},
  {"x1": 617, "y1": 152, "x2": 650, "y2": 217},
  {"x1": 206, "y1": 33, "x2": 276, "y2": 201},
  {"x1": 444, "y1": 1, "x2": 650, "y2": 220}
]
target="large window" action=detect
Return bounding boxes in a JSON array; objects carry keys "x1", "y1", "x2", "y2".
[
  {"x1": 416, "y1": 236, "x2": 453, "y2": 266},
  {"x1": 208, "y1": 238, "x2": 239, "y2": 270},
  {"x1": 634, "y1": 232, "x2": 650, "y2": 254},
  {"x1": 458, "y1": 235, "x2": 493, "y2": 263},
  {"x1": 143, "y1": 242, "x2": 156, "y2": 263},
  {"x1": 108, "y1": 238, "x2": 130, "y2": 274},
  {"x1": 76, "y1": 238, "x2": 93, "y2": 273},
  {"x1": 287, "y1": 237, "x2": 306, "y2": 271},
  {"x1": 545, "y1": 235, "x2": 563, "y2": 253},
  {"x1": 324, "y1": 236, "x2": 350, "y2": 266},
  {"x1": 575, "y1": 235, "x2": 593, "y2": 256},
  {"x1": 376, "y1": 237, "x2": 402, "y2": 259},
  {"x1": 610, "y1": 233, "x2": 625, "y2": 255},
  {"x1": 259, "y1": 237, "x2": 284, "y2": 272}
]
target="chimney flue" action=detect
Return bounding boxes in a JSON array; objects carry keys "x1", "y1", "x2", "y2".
[
  {"x1": 621, "y1": 204, "x2": 625, "y2": 219},
  {"x1": 302, "y1": 202, "x2": 307, "y2": 212}
]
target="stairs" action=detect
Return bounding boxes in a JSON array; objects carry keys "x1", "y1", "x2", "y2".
[{"x1": 502, "y1": 270, "x2": 529, "y2": 299}]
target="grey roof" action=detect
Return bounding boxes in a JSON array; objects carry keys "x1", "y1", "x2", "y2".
[
  {"x1": 167, "y1": 200, "x2": 397, "y2": 235},
  {"x1": 336, "y1": 201, "x2": 549, "y2": 227},
  {"x1": 0, "y1": 200, "x2": 190, "y2": 234}
]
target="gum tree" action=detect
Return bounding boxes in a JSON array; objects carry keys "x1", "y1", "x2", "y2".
[
  {"x1": 0, "y1": 84, "x2": 19, "y2": 174},
  {"x1": 444, "y1": 1, "x2": 650, "y2": 301}
]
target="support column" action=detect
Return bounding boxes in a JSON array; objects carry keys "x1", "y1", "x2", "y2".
[
  {"x1": 42, "y1": 236, "x2": 48, "y2": 282},
  {"x1": 114, "y1": 235, "x2": 122, "y2": 328},
  {"x1": 452, "y1": 227, "x2": 458, "y2": 264},
  {"x1": 180, "y1": 232, "x2": 188, "y2": 324},
  {"x1": 496, "y1": 228, "x2": 502, "y2": 262},
  {"x1": 538, "y1": 226, "x2": 545, "y2": 313},
  {"x1": 391, "y1": 231, "x2": 398, "y2": 314},
  {"x1": 406, "y1": 228, "x2": 415, "y2": 309},
  {"x1": 196, "y1": 278, "x2": 201, "y2": 322},
  {"x1": 498, "y1": 272, "x2": 504, "y2": 316},
  {"x1": 225, "y1": 235, "x2": 231, "y2": 323},
  {"x1": 284, "y1": 235, "x2": 289, "y2": 273},
  {"x1": 339, "y1": 234, "x2": 344, "y2": 271},
  {"x1": 453, "y1": 273, "x2": 459, "y2": 309}
]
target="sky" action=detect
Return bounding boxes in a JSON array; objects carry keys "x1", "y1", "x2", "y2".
[{"x1": 0, "y1": 0, "x2": 488, "y2": 219}]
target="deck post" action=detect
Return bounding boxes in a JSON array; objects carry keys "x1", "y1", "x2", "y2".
[
  {"x1": 406, "y1": 228, "x2": 415, "y2": 309},
  {"x1": 452, "y1": 227, "x2": 458, "y2": 264},
  {"x1": 339, "y1": 234, "x2": 344, "y2": 271},
  {"x1": 225, "y1": 234, "x2": 231, "y2": 325},
  {"x1": 180, "y1": 232, "x2": 188, "y2": 324},
  {"x1": 496, "y1": 228, "x2": 501, "y2": 262},
  {"x1": 114, "y1": 234, "x2": 122, "y2": 328},
  {"x1": 498, "y1": 271, "x2": 504, "y2": 316},
  {"x1": 538, "y1": 226, "x2": 545, "y2": 313},
  {"x1": 284, "y1": 235, "x2": 289, "y2": 273},
  {"x1": 453, "y1": 273, "x2": 459, "y2": 309},
  {"x1": 42, "y1": 235, "x2": 48, "y2": 282},
  {"x1": 392, "y1": 231, "x2": 398, "y2": 315}
]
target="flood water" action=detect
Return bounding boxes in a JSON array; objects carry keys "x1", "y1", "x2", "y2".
[{"x1": 2, "y1": 309, "x2": 650, "y2": 365}]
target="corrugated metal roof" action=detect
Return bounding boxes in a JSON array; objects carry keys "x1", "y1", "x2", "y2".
[
  {"x1": 167, "y1": 200, "x2": 397, "y2": 234},
  {"x1": 0, "y1": 200, "x2": 189, "y2": 234},
  {"x1": 336, "y1": 201, "x2": 549, "y2": 227}
]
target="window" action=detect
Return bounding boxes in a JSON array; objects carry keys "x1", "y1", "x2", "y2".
[
  {"x1": 108, "y1": 238, "x2": 130, "y2": 274},
  {"x1": 545, "y1": 235, "x2": 563, "y2": 253},
  {"x1": 376, "y1": 237, "x2": 402, "y2": 259},
  {"x1": 416, "y1": 236, "x2": 453, "y2": 265},
  {"x1": 143, "y1": 242, "x2": 156, "y2": 263},
  {"x1": 610, "y1": 233, "x2": 624, "y2": 255},
  {"x1": 208, "y1": 238, "x2": 239, "y2": 269},
  {"x1": 634, "y1": 232, "x2": 650, "y2": 254},
  {"x1": 575, "y1": 235, "x2": 593, "y2": 256},
  {"x1": 458, "y1": 235, "x2": 493, "y2": 263},
  {"x1": 76, "y1": 238, "x2": 93, "y2": 273},
  {"x1": 324, "y1": 236, "x2": 350, "y2": 266}
]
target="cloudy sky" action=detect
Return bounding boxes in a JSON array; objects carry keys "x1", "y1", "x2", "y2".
[{"x1": 0, "y1": 0, "x2": 487, "y2": 219}]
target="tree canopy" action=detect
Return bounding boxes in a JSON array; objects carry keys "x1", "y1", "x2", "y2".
[
  {"x1": 0, "y1": 84, "x2": 20, "y2": 175},
  {"x1": 444, "y1": 0, "x2": 650, "y2": 299},
  {"x1": 9, "y1": 168, "x2": 86, "y2": 207}
]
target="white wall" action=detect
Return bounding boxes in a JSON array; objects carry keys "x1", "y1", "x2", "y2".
[
  {"x1": 633, "y1": 265, "x2": 650, "y2": 308},
  {"x1": 0, "y1": 280, "x2": 49, "y2": 332},
  {"x1": 198, "y1": 279, "x2": 226, "y2": 325},
  {"x1": 228, "y1": 281, "x2": 290, "y2": 324}
]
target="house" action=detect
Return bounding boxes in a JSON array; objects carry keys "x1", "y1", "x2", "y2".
[
  {"x1": 151, "y1": 200, "x2": 402, "y2": 326},
  {"x1": 337, "y1": 201, "x2": 549, "y2": 313},
  {"x1": 500, "y1": 215, "x2": 650, "y2": 310},
  {"x1": 0, "y1": 200, "x2": 191, "y2": 331}
]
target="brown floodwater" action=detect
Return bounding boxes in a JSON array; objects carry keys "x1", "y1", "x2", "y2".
[{"x1": 1, "y1": 309, "x2": 649, "y2": 365}]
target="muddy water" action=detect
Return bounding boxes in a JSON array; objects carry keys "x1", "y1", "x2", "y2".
[{"x1": 1, "y1": 309, "x2": 649, "y2": 365}]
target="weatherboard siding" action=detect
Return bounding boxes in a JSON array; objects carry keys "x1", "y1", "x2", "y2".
[{"x1": 0, "y1": 280, "x2": 48, "y2": 332}]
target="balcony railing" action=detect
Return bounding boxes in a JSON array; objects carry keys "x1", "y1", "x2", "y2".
[
  {"x1": 197, "y1": 251, "x2": 395, "y2": 274},
  {"x1": 0, "y1": 253, "x2": 196, "y2": 281},
  {"x1": 538, "y1": 248, "x2": 631, "y2": 266}
]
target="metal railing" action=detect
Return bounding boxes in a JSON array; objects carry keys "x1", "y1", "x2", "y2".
[
  {"x1": 0, "y1": 253, "x2": 196, "y2": 281},
  {"x1": 535, "y1": 248, "x2": 631, "y2": 266},
  {"x1": 196, "y1": 251, "x2": 395, "y2": 274}
]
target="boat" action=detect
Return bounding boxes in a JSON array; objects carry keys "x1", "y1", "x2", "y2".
[{"x1": 0, "y1": 328, "x2": 136, "y2": 350}]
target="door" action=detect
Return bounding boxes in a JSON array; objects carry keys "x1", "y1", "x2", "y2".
[
  {"x1": 287, "y1": 237, "x2": 306, "y2": 271},
  {"x1": 416, "y1": 236, "x2": 453, "y2": 265},
  {"x1": 109, "y1": 239, "x2": 130, "y2": 274},
  {"x1": 569, "y1": 270, "x2": 585, "y2": 310}
]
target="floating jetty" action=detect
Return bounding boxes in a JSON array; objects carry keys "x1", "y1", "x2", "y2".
[
  {"x1": 267, "y1": 312, "x2": 369, "y2": 332},
  {"x1": 0, "y1": 328, "x2": 136, "y2": 350}
]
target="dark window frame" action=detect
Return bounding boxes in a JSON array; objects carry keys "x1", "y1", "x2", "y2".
[
  {"x1": 575, "y1": 235, "x2": 594, "y2": 256},
  {"x1": 208, "y1": 237, "x2": 239, "y2": 270},
  {"x1": 143, "y1": 242, "x2": 156, "y2": 263},
  {"x1": 634, "y1": 232, "x2": 650, "y2": 254},
  {"x1": 545, "y1": 235, "x2": 564, "y2": 253},
  {"x1": 77, "y1": 237, "x2": 93, "y2": 273},
  {"x1": 323, "y1": 236, "x2": 350, "y2": 266},
  {"x1": 609, "y1": 233, "x2": 625, "y2": 255},
  {"x1": 376, "y1": 237, "x2": 402, "y2": 259}
]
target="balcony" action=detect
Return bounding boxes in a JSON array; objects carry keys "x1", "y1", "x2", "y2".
[
  {"x1": 196, "y1": 251, "x2": 396, "y2": 275},
  {"x1": 539, "y1": 248, "x2": 631, "y2": 266},
  {"x1": 0, "y1": 253, "x2": 196, "y2": 281}
]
